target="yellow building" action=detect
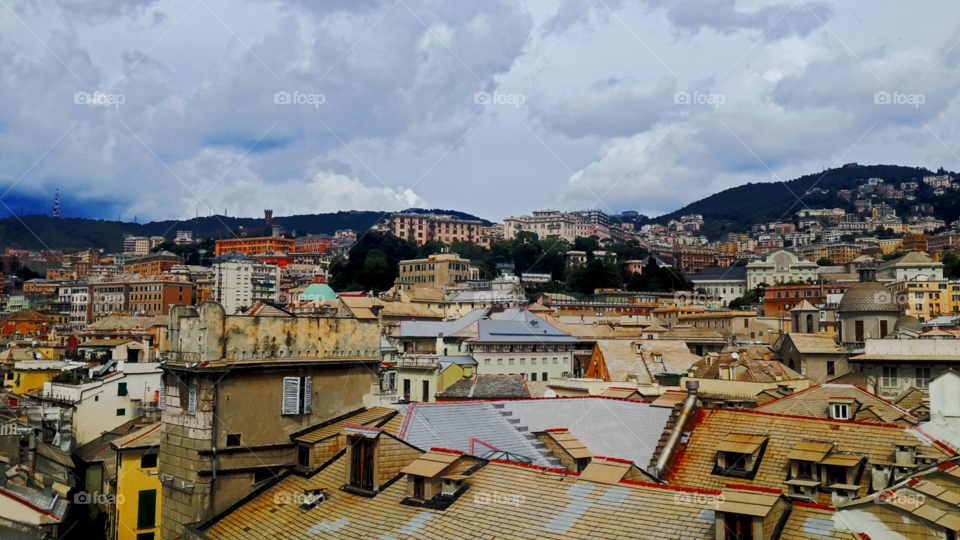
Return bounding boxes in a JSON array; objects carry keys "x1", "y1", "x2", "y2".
[
  {"x1": 110, "y1": 422, "x2": 162, "y2": 540},
  {"x1": 8, "y1": 361, "x2": 66, "y2": 394},
  {"x1": 394, "y1": 356, "x2": 477, "y2": 402},
  {"x1": 798, "y1": 243, "x2": 862, "y2": 265},
  {"x1": 888, "y1": 279, "x2": 953, "y2": 322}
]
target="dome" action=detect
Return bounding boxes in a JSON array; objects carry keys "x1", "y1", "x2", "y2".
[
  {"x1": 837, "y1": 282, "x2": 899, "y2": 313},
  {"x1": 893, "y1": 313, "x2": 922, "y2": 333},
  {"x1": 300, "y1": 283, "x2": 336, "y2": 302}
]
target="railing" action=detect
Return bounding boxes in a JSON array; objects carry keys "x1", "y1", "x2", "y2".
[
  {"x1": 395, "y1": 357, "x2": 439, "y2": 369},
  {"x1": 161, "y1": 351, "x2": 203, "y2": 363}
]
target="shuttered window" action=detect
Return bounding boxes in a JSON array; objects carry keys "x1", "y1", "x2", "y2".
[
  {"x1": 188, "y1": 385, "x2": 197, "y2": 416},
  {"x1": 282, "y1": 376, "x2": 312, "y2": 415},
  {"x1": 158, "y1": 379, "x2": 164, "y2": 410},
  {"x1": 137, "y1": 489, "x2": 157, "y2": 528}
]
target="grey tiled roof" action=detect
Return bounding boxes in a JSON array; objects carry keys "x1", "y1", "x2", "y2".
[
  {"x1": 475, "y1": 319, "x2": 580, "y2": 343},
  {"x1": 397, "y1": 309, "x2": 487, "y2": 338},
  {"x1": 436, "y1": 375, "x2": 529, "y2": 399},
  {"x1": 399, "y1": 398, "x2": 672, "y2": 469},
  {"x1": 0, "y1": 481, "x2": 68, "y2": 521}
]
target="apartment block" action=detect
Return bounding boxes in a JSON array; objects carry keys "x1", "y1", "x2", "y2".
[
  {"x1": 123, "y1": 251, "x2": 184, "y2": 277},
  {"x1": 214, "y1": 236, "x2": 295, "y2": 257},
  {"x1": 212, "y1": 257, "x2": 282, "y2": 314},
  {"x1": 389, "y1": 213, "x2": 483, "y2": 245},
  {"x1": 503, "y1": 210, "x2": 578, "y2": 242},
  {"x1": 396, "y1": 253, "x2": 478, "y2": 291}
]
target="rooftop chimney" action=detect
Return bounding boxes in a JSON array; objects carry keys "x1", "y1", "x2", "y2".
[{"x1": 652, "y1": 380, "x2": 698, "y2": 478}]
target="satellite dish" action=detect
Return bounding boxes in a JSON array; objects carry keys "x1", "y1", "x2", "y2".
[
  {"x1": 731, "y1": 353, "x2": 740, "y2": 360},
  {"x1": 543, "y1": 389, "x2": 557, "y2": 398}
]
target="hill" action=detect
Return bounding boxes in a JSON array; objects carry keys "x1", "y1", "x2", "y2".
[
  {"x1": 0, "y1": 211, "x2": 400, "y2": 253},
  {"x1": 648, "y1": 164, "x2": 960, "y2": 239}
]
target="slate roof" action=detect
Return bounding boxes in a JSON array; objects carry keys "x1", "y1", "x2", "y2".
[
  {"x1": 436, "y1": 375, "x2": 530, "y2": 400},
  {"x1": 196, "y1": 457, "x2": 720, "y2": 540},
  {"x1": 453, "y1": 318, "x2": 580, "y2": 344},
  {"x1": 596, "y1": 339, "x2": 699, "y2": 383},
  {"x1": 293, "y1": 408, "x2": 398, "y2": 444},
  {"x1": 36, "y1": 442, "x2": 75, "y2": 468},
  {"x1": 400, "y1": 398, "x2": 673, "y2": 469},
  {"x1": 660, "y1": 408, "x2": 954, "y2": 505},
  {"x1": 0, "y1": 481, "x2": 68, "y2": 521},
  {"x1": 753, "y1": 384, "x2": 918, "y2": 424},
  {"x1": 85, "y1": 315, "x2": 168, "y2": 330},
  {"x1": 396, "y1": 309, "x2": 487, "y2": 338}
]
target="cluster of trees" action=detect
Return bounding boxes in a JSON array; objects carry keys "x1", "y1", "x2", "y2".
[
  {"x1": 328, "y1": 231, "x2": 692, "y2": 296},
  {"x1": 151, "y1": 238, "x2": 217, "y2": 265}
]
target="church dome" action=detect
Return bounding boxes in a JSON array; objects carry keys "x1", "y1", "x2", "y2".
[
  {"x1": 893, "y1": 313, "x2": 922, "y2": 333},
  {"x1": 300, "y1": 283, "x2": 336, "y2": 302},
  {"x1": 837, "y1": 282, "x2": 899, "y2": 313}
]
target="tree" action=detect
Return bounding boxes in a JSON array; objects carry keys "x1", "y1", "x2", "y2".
[
  {"x1": 816, "y1": 258, "x2": 834, "y2": 266},
  {"x1": 358, "y1": 249, "x2": 395, "y2": 292},
  {"x1": 328, "y1": 231, "x2": 416, "y2": 292},
  {"x1": 730, "y1": 286, "x2": 764, "y2": 310},
  {"x1": 567, "y1": 258, "x2": 622, "y2": 295}
]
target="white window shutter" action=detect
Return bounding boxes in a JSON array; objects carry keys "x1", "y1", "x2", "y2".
[
  {"x1": 188, "y1": 385, "x2": 197, "y2": 415},
  {"x1": 282, "y1": 377, "x2": 300, "y2": 415},
  {"x1": 158, "y1": 379, "x2": 165, "y2": 410},
  {"x1": 303, "y1": 376, "x2": 312, "y2": 414}
]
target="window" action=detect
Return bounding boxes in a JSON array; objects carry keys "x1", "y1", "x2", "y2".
[
  {"x1": 654, "y1": 354, "x2": 663, "y2": 363},
  {"x1": 831, "y1": 404, "x2": 849, "y2": 420},
  {"x1": 881, "y1": 367, "x2": 898, "y2": 388},
  {"x1": 531, "y1": 373, "x2": 537, "y2": 381},
  {"x1": 136, "y1": 533, "x2": 155, "y2": 540},
  {"x1": 226, "y1": 434, "x2": 242, "y2": 447},
  {"x1": 349, "y1": 438, "x2": 376, "y2": 491},
  {"x1": 497, "y1": 359, "x2": 503, "y2": 365},
  {"x1": 542, "y1": 372, "x2": 548, "y2": 381},
  {"x1": 281, "y1": 376, "x2": 312, "y2": 415},
  {"x1": 530, "y1": 358, "x2": 536, "y2": 364},
  {"x1": 117, "y1": 408, "x2": 126, "y2": 416},
  {"x1": 139, "y1": 453, "x2": 159, "y2": 469},
  {"x1": 118, "y1": 382, "x2": 128, "y2": 396},
  {"x1": 827, "y1": 361, "x2": 835, "y2": 376},
  {"x1": 797, "y1": 461, "x2": 814, "y2": 479},
  {"x1": 298, "y1": 445, "x2": 310, "y2": 468},
  {"x1": 137, "y1": 489, "x2": 157, "y2": 529},
  {"x1": 188, "y1": 384, "x2": 197, "y2": 415},
  {"x1": 509, "y1": 359, "x2": 514, "y2": 365},
  {"x1": 915, "y1": 367, "x2": 931, "y2": 389},
  {"x1": 484, "y1": 359, "x2": 490, "y2": 365}
]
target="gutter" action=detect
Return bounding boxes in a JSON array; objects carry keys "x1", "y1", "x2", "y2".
[{"x1": 651, "y1": 380, "x2": 699, "y2": 479}]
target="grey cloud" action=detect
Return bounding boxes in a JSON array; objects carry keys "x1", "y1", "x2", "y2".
[{"x1": 654, "y1": 0, "x2": 833, "y2": 39}]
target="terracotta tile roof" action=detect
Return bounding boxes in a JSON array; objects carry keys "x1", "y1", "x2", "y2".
[
  {"x1": 293, "y1": 408, "x2": 397, "y2": 444},
  {"x1": 661, "y1": 408, "x2": 954, "y2": 504},
  {"x1": 596, "y1": 339, "x2": 699, "y2": 384},
  {"x1": 753, "y1": 384, "x2": 918, "y2": 425},
  {"x1": 784, "y1": 333, "x2": 845, "y2": 354},
  {"x1": 688, "y1": 352, "x2": 804, "y2": 383},
  {"x1": 197, "y1": 456, "x2": 721, "y2": 539},
  {"x1": 379, "y1": 412, "x2": 405, "y2": 437},
  {"x1": 893, "y1": 387, "x2": 927, "y2": 411},
  {"x1": 781, "y1": 502, "x2": 854, "y2": 539}
]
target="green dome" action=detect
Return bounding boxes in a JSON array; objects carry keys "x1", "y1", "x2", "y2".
[{"x1": 301, "y1": 283, "x2": 337, "y2": 302}]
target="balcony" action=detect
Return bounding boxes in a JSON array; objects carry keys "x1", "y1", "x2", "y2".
[{"x1": 395, "y1": 357, "x2": 439, "y2": 369}]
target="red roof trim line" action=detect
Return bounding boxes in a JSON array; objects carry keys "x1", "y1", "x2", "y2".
[
  {"x1": 724, "y1": 484, "x2": 781, "y2": 494},
  {"x1": 0, "y1": 488, "x2": 61, "y2": 521},
  {"x1": 937, "y1": 462, "x2": 957, "y2": 471},
  {"x1": 544, "y1": 428, "x2": 569, "y2": 433},
  {"x1": 398, "y1": 404, "x2": 415, "y2": 439},
  {"x1": 755, "y1": 383, "x2": 918, "y2": 419},
  {"x1": 400, "y1": 395, "x2": 658, "y2": 406},
  {"x1": 907, "y1": 478, "x2": 922, "y2": 487},
  {"x1": 430, "y1": 447, "x2": 464, "y2": 456},
  {"x1": 860, "y1": 534, "x2": 872, "y2": 540},
  {"x1": 608, "y1": 387, "x2": 638, "y2": 391},
  {"x1": 490, "y1": 459, "x2": 546, "y2": 471},
  {"x1": 876, "y1": 490, "x2": 897, "y2": 502},
  {"x1": 793, "y1": 501, "x2": 836, "y2": 510},
  {"x1": 618, "y1": 480, "x2": 722, "y2": 495},
  {"x1": 344, "y1": 424, "x2": 381, "y2": 432},
  {"x1": 546, "y1": 468, "x2": 579, "y2": 476},
  {"x1": 593, "y1": 456, "x2": 634, "y2": 464},
  {"x1": 906, "y1": 426, "x2": 958, "y2": 456}
]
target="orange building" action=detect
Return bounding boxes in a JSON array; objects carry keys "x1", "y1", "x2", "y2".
[
  {"x1": 123, "y1": 252, "x2": 184, "y2": 277},
  {"x1": 214, "y1": 237, "x2": 295, "y2": 257},
  {"x1": 294, "y1": 235, "x2": 331, "y2": 254},
  {"x1": 1, "y1": 310, "x2": 57, "y2": 338},
  {"x1": 902, "y1": 234, "x2": 928, "y2": 253},
  {"x1": 763, "y1": 283, "x2": 852, "y2": 317}
]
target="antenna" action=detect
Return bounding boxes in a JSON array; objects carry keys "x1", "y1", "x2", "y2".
[{"x1": 53, "y1": 188, "x2": 60, "y2": 217}]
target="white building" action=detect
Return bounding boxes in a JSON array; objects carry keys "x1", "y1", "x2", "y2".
[
  {"x1": 213, "y1": 258, "x2": 282, "y2": 315},
  {"x1": 503, "y1": 210, "x2": 579, "y2": 242},
  {"x1": 745, "y1": 249, "x2": 819, "y2": 288},
  {"x1": 42, "y1": 361, "x2": 162, "y2": 445}
]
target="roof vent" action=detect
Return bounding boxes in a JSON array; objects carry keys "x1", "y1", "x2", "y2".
[{"x1": 301, "y1": 485, "x2": 326, "y2": 509}]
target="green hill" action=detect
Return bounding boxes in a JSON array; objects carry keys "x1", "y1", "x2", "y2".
[{"x1": 647, "y1": 164, "x2": 960, "y2": 239}]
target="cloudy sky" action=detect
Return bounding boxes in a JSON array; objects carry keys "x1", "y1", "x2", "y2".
[{"x1": 2, "y1": 0, "x2": 960, "y2": 223}]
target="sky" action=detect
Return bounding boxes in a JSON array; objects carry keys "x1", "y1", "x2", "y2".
[{"x1": 2, "y1": 0, "x2": 960, "y2": 224}]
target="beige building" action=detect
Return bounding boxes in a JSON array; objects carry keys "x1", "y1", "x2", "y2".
[
  {"x1": 798, "y1": 243, "x2": 863, "y2": 265},
  {"x1": 158, "y1": 301, "x2": 381, "y2": 540},
  {"x1": 396, "y1": 253, "x2": 479, "y2": 290},
  {"x1": 503, "y1": 210, "x2": 579, "y2": 242},
  {"x1": 389, "y1": 213, "x2": 483, "y2": 245},
  {"x1": 745, "y1": 249, "x2": 819, "y2": 288}
]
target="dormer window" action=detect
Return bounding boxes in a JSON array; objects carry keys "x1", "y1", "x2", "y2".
[
  {"x1": 711, "y1": 485, "x2": 785, "y2": 540},
  {"x1": 828, "y1": 397, "x2": 856, "y2": 420},
  {"x1": 713, "y1": 434, "x2": 767, "y2": 479}
]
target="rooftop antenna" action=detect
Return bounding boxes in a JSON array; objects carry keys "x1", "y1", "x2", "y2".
[{"x1": 53, "y1": 188, "x2": 60, "y2": 217}]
